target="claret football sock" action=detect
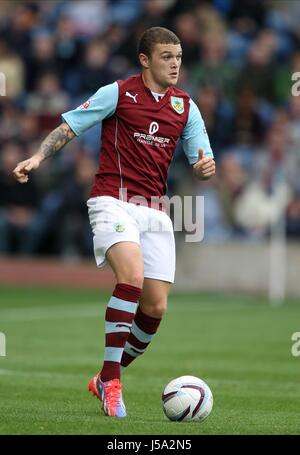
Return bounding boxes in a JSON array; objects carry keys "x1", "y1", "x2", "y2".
[
  {"x1": 101, "y1": 283, "x2": 141, "y2": 382},
  {"x1": 120, "y1": 306, "x2": 161, "y2": 369}
]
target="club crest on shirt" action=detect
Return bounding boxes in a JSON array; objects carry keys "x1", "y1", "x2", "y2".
[
  {"x1": 171, "y1": 96, "x2": 184, "y2": 114},
  {"x1": 114, "y1": 223, "x2": 125, "y2": 233},
  {"x1": 80, "y1": 100, "x2": 91, "y2": 109}
]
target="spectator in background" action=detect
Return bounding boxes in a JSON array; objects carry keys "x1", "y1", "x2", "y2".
[
  {"x1": 140, "y1": 0, "x2": 173, "y2": 29},
  {"x1": 192, "y1": 32, "x2": 239, "y2": 102},
  {"x1": 236, "y1": 30, "x2": 278, "y2": 104},
  {"x1": 195, "y1": 85, "x2": 234, "y2": 157},
  {"x1": 254, "y1": 109, "x2": 291, "y2": 186},
  {"x1": 266, "y1": 0, "x2": 300, "y2": 51},
  {"x1": 2, "y1": 2, "x2": 40, "y2": 91},
  {"x1": 289, "y1": 93, "x2": 300, "y2": 141},
  {"x1": 286, "y1": 189, "x2": 300, "y2": 238},
  {"x1": 0, "y1": 36, "x2": 25, "y2": 99},
  {"x1": 191, "y1": 4, "x2": 239, "y2": 101},
  {"x1": 103, "y1": 23, "x2": 136, "y2": 81},
  {"x1": 172, "y1": 12, "x2": 200, "y2": 68},
  {"x1": 195, "y1": 179, "x2": 233, "y2": 242},
  {"x1": 54, "y1": 14, "x2": 84, "y2": 95},
  {"x1": 234, "y1": 111, "x2": 291, "y2": 238},
  {"x1": 116, "y1": 21, "x2": 147, "y2": 68},
  {"x1": 229, "y1": 0, "x2": 267, "y2": 34},
  {"x1": 18, "y1": 111, "x2": 40, "y2": 146},
  {"x1": 0, "y1": 1, "x2": 15, "y2": 28},
  {"x1": 109, "y1": 0, "x2": 145, "y2": 27},
  {"x1": 57, "y1": 152, "x2": 95, "y2": 258},
  {"x1": 0, "y1": 100, "x2": 22, "y2": 143},
  {"x1": 102, "y1": 23, "x2": 128, "y2": 55},
  {"x1": 216, "y1": 153, "x2": 248, "y2": 237},
  {"x1": 79, "y1": 39, "x2": 114, "y2": 95},
  {"x1": 231, "y1": 87, "x2": 266, "y2": 148},
  {"x1": 0, "y1": 142, "x2": 40, "y2": 255},
  {"x1": 285, "y1": 96, "x2": 300, "y2": 192},
  {"x1": 176, "y1": 63, "x2": 195, "y2": 94},
  {"x1": 62, "y1": 0, "x2": 110, "y2": 39},
  {"x1": 26, "y1": 71, "x2": 70, "y2": 134},
  {"x1": 54, "y1": 15, "x2": 83, "y2": 72},
  {"x1": 2, "y1": 2, "x2": 40, "y2": 59},
  {"x1": 28, "y1": 31, "x2": 58, "y2": 90}
]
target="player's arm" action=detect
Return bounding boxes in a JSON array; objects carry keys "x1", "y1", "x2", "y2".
[
  {"x1": 181, "y1": 99, "x2": 215, "y2": 181},
  {"x1": 13, "y1": 81, "x2": 119, "y2": 184},
  {"x1": 13, "y1": 123, "x2": 75, "y2": 183}
]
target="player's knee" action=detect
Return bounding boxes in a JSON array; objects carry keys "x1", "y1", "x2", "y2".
[
  {"x1": 144, "y1": 299, "x2": 167, "y2": 319},
  {"x1": 118, "y1": 271, "x2": 144, "y2": 289},
  {"x1": 154, "y1": 302, "x2": 167, "y2": 319}
]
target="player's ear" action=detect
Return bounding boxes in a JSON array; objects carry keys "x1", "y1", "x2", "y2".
[{"x1": 139, "y1": 53, "x2": 150, "y2": 69}]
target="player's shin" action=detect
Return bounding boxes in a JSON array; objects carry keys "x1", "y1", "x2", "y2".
[
  {"x1": 101, "y1": 283, "x2": 142, "y2": 381},
  {"x1": 120, "y1": 306, "x2": 161, "y2": 369}
]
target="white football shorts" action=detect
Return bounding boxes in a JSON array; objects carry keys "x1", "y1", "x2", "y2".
[{"x1": 87, "y1": 196, "x2": 176, "y2": 283}]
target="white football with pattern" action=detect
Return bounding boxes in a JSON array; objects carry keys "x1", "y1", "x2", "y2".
[{"x1": 162, "y1": 375, "x2": 213, "y2": 422}]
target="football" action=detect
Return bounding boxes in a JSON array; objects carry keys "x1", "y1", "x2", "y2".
[{"x1": 162, "y1": 375, "x2": 213, "y2": 422}]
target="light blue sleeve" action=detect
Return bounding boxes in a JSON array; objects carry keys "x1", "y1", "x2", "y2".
[
  {"x1": 181, "y1": 99, "x2": 214, "y2": 164},
  {"x1": 61, "y1": 82, "x2": 119, "y2": 136}
]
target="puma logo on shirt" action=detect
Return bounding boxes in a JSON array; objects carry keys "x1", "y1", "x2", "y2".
[{"x1": 125, "y1": 91, "x2": 138, "y2": 103}]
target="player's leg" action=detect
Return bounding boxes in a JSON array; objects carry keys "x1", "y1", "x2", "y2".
[
  {"x1": 106, "y1": 240, "x2": 144, "y2": 287},
  {"x1": 120, "y1": 205, "x2": 175, "y2": 370},
  {"x1": 87, "y1": 197, "x2": 143, "y2": 417},
  {"x1": 101, "y1": 241, "x2": 144, "y2": 379},
  {"x1": 121, "y1": 278, "x2": 171, "y2": 369},
  {"x1": 89, "y1": 241, "x2": 144, "y2": 417}
]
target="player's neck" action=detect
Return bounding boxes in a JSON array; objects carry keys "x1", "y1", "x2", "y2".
[{"x1": 141, "y1": 72, "x2": 169, "y2": 95}]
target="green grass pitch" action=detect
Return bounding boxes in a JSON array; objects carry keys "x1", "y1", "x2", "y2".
[{"x1": 0, "y1": 285, "x2": 300, "y2": 435}]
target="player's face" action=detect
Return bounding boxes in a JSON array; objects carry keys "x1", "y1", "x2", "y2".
[{"x1": 148, "y1": 43, "x2": 182, "y2": 90}]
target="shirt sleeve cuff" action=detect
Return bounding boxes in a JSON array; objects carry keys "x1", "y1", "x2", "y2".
[{"x1": 61, "y1": 114, "x2": 80, "y2": 136}]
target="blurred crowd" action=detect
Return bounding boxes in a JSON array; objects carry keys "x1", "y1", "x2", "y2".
[{"x1": 1, "y1": 0, "x2": 300, "y2": 258}]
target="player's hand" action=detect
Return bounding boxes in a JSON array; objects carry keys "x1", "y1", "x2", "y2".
[
  {"x1": 193, "y1": 149, "x2": 215, "y2": 180},
  {"x1": 13, "y1": 155, "x2": 42, "y2": 184}
]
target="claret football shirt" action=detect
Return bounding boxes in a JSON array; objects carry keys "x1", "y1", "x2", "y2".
[{"x1": 62, "y1": 74, "x2": 213, "y2": 205}]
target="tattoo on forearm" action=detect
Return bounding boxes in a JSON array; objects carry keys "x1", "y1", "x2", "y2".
[{"x1": 38, "y1": 123, "x2": 75, "y2": 161}]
